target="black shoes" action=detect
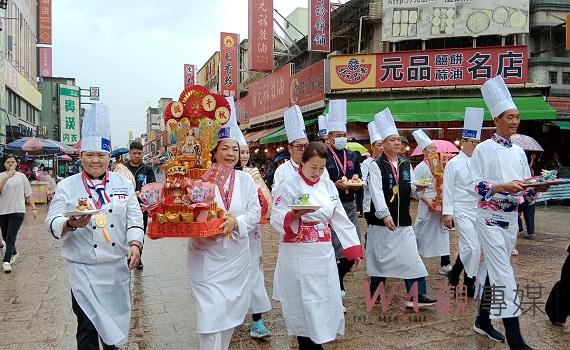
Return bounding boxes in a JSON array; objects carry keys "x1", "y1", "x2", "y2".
[
  {"x1": 473, "y1": 320, "x2": 505, "y2": 342},
  {"x1": 406, "y1": 295, "x2": 437, "y2": 308}
]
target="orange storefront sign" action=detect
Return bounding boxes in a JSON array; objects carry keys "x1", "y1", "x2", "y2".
[{"x1": 329, "y1": 54, "x2": 377, "y2": 90}]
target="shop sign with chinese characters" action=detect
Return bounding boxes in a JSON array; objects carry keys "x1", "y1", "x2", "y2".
[
  {"x1": 219, "y1": 32, "x2": 239, "y2": 97},
  {"x1": 248, "y1": 0, "x2": 273, "y2": 72},
  {"x1": 309, "y1": 0, "x2": 330, "y2": 52},
  {"x1": 184, "y1": 64, "x2": 195, "y2": 88},
  {"x1": 330, "y1": 45, "x2": 528, "y2": 90},
  {"x1": 58, "y1": 84, "x2": 80, "y2": 145},
  {"x1": 247, "y1": 63, "x2": 292, "y2": 124}
]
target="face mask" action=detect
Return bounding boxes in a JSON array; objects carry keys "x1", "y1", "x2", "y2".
[{"x1": 334, "y1": 137, "x2": 347, "y2": 150}]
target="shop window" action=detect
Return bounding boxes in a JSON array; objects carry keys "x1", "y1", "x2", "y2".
[
  {"x1": 563, "y1": 72, "x2": 570, "y2": 85},
  {"x1": 550, "y1": 71, "x2": 558, "y2": 84}
]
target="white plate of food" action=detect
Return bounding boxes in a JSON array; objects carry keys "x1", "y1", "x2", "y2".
[
  {"x1": 65, "y1": 209, "x2": 102, "y2": 217},
  {"x1": 343, "y1": 182, "x2": 364, "y2": 187},
  {"x1": 288, "y1": 205, "x2": 321, "y2": 211},
  {"x1": 412, "y1": 180, "x2": 434, "y2": 187}
]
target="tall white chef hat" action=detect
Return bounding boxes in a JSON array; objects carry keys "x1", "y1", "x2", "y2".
[
  {"x1": 367, "y1": 119, "x2": 382, "y2": 144},
  {"x1": 481, "y1": 75, "x2": 517, "y2": 118},
  {"x1": 81, "y1": 104, "x2": 111, "y2": 153},
  {"x1": 327, "y1": 99, "x2": 347, "y2": 133},
  {"x1": 317, "y1": 114, "x2": 328, "y2": 138},
  {"x1": 412, "y1": 129, "x2": 433, "y2": 150},
  {"x1": 463, "y1": 107, "x2": 484, "y2": 140},
  {"x1": 284, "y1": 105, "x2": 306, "y2": 144},
  {"x1": 218, "y1": 97, "x2": 242, "y2": 144},
  {"x1": 224, "y1": 96, "x2": 247, "y2": 147},
  {"x1": 374, "y1": 107, "x2": 398, "y2": 140}
]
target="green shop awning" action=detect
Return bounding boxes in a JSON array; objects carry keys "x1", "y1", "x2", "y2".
[
  {"x1": 324, "y1": 96, "x2": 556, "y2": 123},
  {"x1": 260, "y1": 118, "x2": 316, "y2": 145},
  {"x1": 550, "y1": 121, "x2": 570, "y2": 130}
]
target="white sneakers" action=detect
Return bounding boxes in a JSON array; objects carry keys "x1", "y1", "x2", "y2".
[
  {"x1": 2, "y1": 262, "x2": 11, "y2": 273},
  {"x1": 10, "y1": 252, "x2": 18, "y2": 264}
]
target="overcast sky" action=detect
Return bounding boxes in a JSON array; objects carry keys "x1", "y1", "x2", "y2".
[{"x1": 51, "y1": 0, "x2": 321, "y2": 148}]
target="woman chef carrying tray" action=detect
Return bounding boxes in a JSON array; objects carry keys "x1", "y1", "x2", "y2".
[{"x1": 46, "y1": 104, "x2": 144, "y2": 350}]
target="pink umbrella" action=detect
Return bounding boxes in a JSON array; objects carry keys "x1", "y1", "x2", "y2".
[
  {"x1": 510, "y1": 134, "x2": 544, "y2": 152},
  {"x1": 411, "y1": 140, "x2": 460, "y2": 156}
]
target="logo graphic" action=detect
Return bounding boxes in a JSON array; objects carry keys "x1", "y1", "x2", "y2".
[{"x1": 336, "y1": 58, "x2": 372, "y2": 84}]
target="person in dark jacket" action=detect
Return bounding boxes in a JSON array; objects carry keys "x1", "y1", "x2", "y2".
[
  {"x1": 125, "y1": 141, "x2": 156, "y2": 270},
  {"x1": 325, "y1": 100, "x2": 363, "y2": 302}
]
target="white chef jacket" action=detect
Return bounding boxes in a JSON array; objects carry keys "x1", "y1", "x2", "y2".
[
  {"x1": 271, "y1": 173, "x2": 361, "y2": 344},
  {"x1": 187, "y1": 170, "x2": 260, "y2": 333},
  {"x1": 469, "y1": 133, "x2": 535, "y2": 319},
  {"x1": 46, "y1": 172, "x2": 144, "y2": 346}
]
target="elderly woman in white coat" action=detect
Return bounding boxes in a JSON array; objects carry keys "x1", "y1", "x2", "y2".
[
  {"x1": 187, "y1": 124, "x2": 261, "y2": 350},
  {"x1": 46, "y1": 104, "x2": 144, "y2": 350},
  {"x1": 271, "y1": 142, "x2": 363, "y2": 350}
]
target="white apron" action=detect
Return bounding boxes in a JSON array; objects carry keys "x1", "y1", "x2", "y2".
[
  {"x1": 366, "y1": 225, "x2": 428, "y2": 279},
  {"x1": 248, "y1": 224, "x2": 271, "y2": 314},
  {"x1": 45, "y1": 172, "x2": 145, "y2": 346},
  {"x1": 275, "y1": 243, "x2": 344, "y2": 344},
  {"x1": 69, "y1": 261, "x2": 131, "y2": 345},
  {"x1": 473, "y1": 144, "x2": 527, "y2": 319},
  {"x1": 475, "y1": 209, "x2": 520, "y2": 319},
  {"x1": 454, "y1": 208, "x2": 481, "y2": 278},
  {"x1": 413, "y1": 162, "x2": 450, "y2": 257},
  {"x1": 270, "y1": 173, "x2": 361, "y2": 344},
  {"x1": 187, "y1": 170, "x2": 259, "y2": 334}
]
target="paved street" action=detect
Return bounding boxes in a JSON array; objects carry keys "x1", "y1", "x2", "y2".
[{"x1": 1, "y1": 204, "x2": 569, "y2": 350}]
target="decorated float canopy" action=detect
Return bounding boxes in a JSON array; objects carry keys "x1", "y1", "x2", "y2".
[{"x1": 143, "y1": 85, "x2": 235, "y2": 239}]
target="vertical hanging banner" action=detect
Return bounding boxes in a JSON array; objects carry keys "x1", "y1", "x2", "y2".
[
  {"x1": 248, "y1": 0, "x2": 274, "y2": 72},
  {"x1": 38, "y1": 0, "x2": 52, "y2": 45},
  {"x1": 220, "y1": 32, "x2": 239, "y2": 97},
  {"x1": 184, "y1": 64, "x2": 195, "y2": 88},
  {"x1": 308, "y1": 0, "x2": 330, "y2": 52},
  {"x1": 38, "y1": 47, "x2": 52, "y2": 77},
  {"x1": 566, "y1": 14, "x2": 570, "y2": 50}
]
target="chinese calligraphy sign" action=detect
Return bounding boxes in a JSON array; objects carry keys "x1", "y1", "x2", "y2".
[
  {"x1": 330, "y1": 46, "x2": 528, "y2": 90},
  {"x1": 248, "y1": 0, "x2": 274, "y2": 72},
  {"x1": 58, "y1": 85, "x2": 80, "y2": 145},
  {"x1": 309, "y1": 0, "x2": 330, "y2": 52},
  {"x1": 219, "y1": 32, "x2": 239, "y2": 97}
]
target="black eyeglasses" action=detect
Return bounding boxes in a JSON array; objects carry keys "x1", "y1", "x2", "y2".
[{"x1": 290, "y1": 144, "x2": 308, "y2": 150}]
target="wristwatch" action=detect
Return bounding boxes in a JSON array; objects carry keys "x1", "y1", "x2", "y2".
[{"x1": 65, "y1": 220, "x2": 77, "y2": 231}]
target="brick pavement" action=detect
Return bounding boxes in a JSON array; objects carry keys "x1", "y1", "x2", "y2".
[{"x1": 0, "y1": 204, "x2": 569, "y2": 349}]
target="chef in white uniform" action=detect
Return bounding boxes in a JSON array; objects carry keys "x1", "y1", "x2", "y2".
[
  {"x1": 364, "y1": 108, "x2": 436, "y2": 308},
  {"x1": 229, "y1": 97, "x2": 272, "y2": 339},
  {"x1": 46, "y1": 104, "x2": 144, "y2": 350},
  {"x1": 469, "y1": 75, "x2": 544, "y2": 350},
  {"x1": 271, "y1": 142, "x2": 363, "y2": 350},
  {"x1": 361, "y1": 121, "x2": 383, "y2": 224},
  {"x1": 412, "y1": 129, "x2": 451, "y2": 275},
  {"x1": 186, "y1": 108, "x2": 261, "y2": 350},
  {"x1": 442, "y1": 107, "x2": 484, "y2": 297},
  {"x1": 272, "y1": 105, "x2": 329, "y2": 194}
]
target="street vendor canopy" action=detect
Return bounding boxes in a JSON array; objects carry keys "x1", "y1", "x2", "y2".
[{"x1": 324, "y1": 96, "x2": 556, "y2": 123}]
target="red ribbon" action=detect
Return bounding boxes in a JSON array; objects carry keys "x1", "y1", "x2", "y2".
[
  {"x1": 217, "y1": 170, "x2": 236, "y2": 211},
  {"x1": 328, "y1": 145, "x2": 347, "y2": 176}
]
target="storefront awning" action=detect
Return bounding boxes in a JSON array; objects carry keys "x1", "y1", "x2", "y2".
[
  {"x1": 260, "y1": 119, "x2": 316, "y2": 145},
  {"x1": 325, "y1": 96, "x2": 557, "y2": 123},
  {"x1": 244, "y1": 127, "x2": 279, "y2": 143},
  {"x1": 550, "y1": 121, "x2": 570, "y2": 130}
]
